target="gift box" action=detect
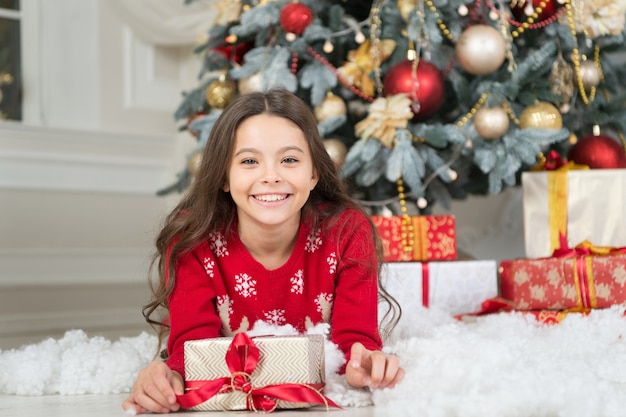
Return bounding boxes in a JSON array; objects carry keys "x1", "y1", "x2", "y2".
[
  {"x1": 177, "y1": 333, "x2": 338, "y2": 412},
  {"x1": 372, "y1": 215, "x2": 457, "y2": 262},
  {"x1": 380, "y1": 260, "x2": 498, "y2": 316},
  {"x1": 522, "y1": 169, "x2": 626, "y2": 259},
  {"x1": 499, "y1": 254, "x2": 626, "y2": 310}
]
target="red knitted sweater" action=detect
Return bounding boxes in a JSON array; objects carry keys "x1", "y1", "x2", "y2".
[{"x1": 165, "y1": 207, "x2": 383, "y2": 378}]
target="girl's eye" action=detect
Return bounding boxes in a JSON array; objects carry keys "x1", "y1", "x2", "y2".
[
  {"x1": 241, "y1": 158, "x2": 257, "y2": 165},
  {"x1": 282, "y1": 157, "x2": 298, "y2": 164}
]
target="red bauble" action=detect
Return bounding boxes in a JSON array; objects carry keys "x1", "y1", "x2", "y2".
[
  {"x1": 279, "y1": 3, "x2": 314, "y2": 35},
  {"x1": 568, "y1": 134, "x2": 626, "y2": 169},
  {"x1": 213, "y1": 42, "x2": 253, "y2": 65},
  {"x1": 382, "y1": 59, "x2": 445, "y2": 120},
  {"x1": 510, "y1": 0, "x2": 560, "y2": 22}
]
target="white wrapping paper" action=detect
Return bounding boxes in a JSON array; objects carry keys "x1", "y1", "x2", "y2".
[
  {"x1": 522, "y1": 170, "x2": 626, "y2": 259},
  {"x1": 380, "y1": 261, "x2": 498, "y2": 316},
  {"x1": 183, "y1": 335, "x2": 325, "y2": 411}
]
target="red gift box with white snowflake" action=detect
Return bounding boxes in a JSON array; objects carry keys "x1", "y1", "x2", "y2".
[
  {"x1": 499, "y1": 254, "x2": 626, "y2": 310},
  {"x1": 371, "y1": 215, "x2": 457, "y2": 262}
]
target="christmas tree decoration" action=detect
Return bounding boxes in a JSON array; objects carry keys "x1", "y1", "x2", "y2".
[
  {"x1": 323, "y1": 138, "x2": 348, "y2": 168},
  {"x1": 186, "y1": 112, "x2": 207, "y2": 137},
  {"x1": 382, "y1": 59, "x2": 445, "y2": 120},
  {"x1": 474, "y1": 106, "x2": 510, "y2": 140},
  {"x1": 519, "y1": 102, "x2": 563, "y2": 130},
  {"x1": 338, "y1": 39, "x2": 396, "y2": 98},
  {"x1": 578, "y1": 59, "x2": 602, "y2": 90},
  {"x1": 568, "y1": 131, "x2": 626, "y2": 169},
  {"x1": 549, "y1": 51, "x2": 574, "y2": 112},
  {"x1": 238, "y1": 73, "x2": 263, "y2": 95},
  {"x1": 354, "y1": 94, "x2": 414, "y2": 147},
  {"x1": 562, "y1": 0, "x2": 626, "y2": 39},
  {"x1": 509, "y1": 0, "x2": 561, "y2": 22},
  {"x1": 397, "y1": 0, "x2": 418, "y2": 21},
  {"x1": 205, "y1": 76, "x2": 236, "y2": 109},
  {"x1": 314, "y1": 93, "x2": 347, "y2": 122},
  {"x1": 279, "y1": 2, "x2": 314, "y2": 38},
  {"x1": 455, "y1": 24, "x2": 507, "y2": 75},
  {"x1": 213, "y1": 42, "x2": 253, "y2": 65},
  {"x1": 187, "y1": 150, "x2": 203, "y2": 177}
]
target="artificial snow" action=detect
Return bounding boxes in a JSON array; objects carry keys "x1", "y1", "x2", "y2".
[{"x1": 1, "y1": 306, "x2": 625, "y2": 417}]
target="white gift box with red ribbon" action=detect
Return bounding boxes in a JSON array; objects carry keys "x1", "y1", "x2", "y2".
[{"x1": 380, "y1": 261, "x2": 498, "y2": 316}]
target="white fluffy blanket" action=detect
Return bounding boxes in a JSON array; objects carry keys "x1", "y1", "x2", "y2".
[{"x1": 2, "y1": 306, "x2": 626, "y2": 417}]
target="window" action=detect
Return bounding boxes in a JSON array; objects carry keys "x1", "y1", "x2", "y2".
[{"x1": 0, "y1": 0, "x2": 21, "y2": 121}]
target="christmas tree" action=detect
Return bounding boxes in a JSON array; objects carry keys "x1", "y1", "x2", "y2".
[{"x1": 161, "y1": 0, "x2": 626, "y2": 214}]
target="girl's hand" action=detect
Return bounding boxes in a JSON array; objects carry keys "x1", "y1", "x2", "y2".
[
  {"x1": 345, "y1": 342, "x2": 404, "y2": 389},
  {"x1": 122, "y1": 361, "x2": 184, "y2": 415}
]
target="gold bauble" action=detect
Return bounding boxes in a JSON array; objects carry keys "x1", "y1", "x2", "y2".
[
  {"x1": 578, "y1": 60, "x2": 601, "y2": 90},
  {"x1": 238, "y1": 72, "x2": 263, "y2": 95},
  {"x1": 519, "y1": 102, "x2": 563, "y2": 130},
  {"x1": 474, "y1": 106, "x2": 510, "y2": 139},
  {"x1": 314, "y1": 93, "x2": 347, "y2": 122},
  {"x1": 455, "y1": 24, "x2": 507, "y2": 75},
  {"x1": 323, "y1": 138, "x2": 348, "y2": 168},
  {"x1": 187, "y1": 150, "x2": 203, "y2": 177},
  {"x1": 205, "y1": 78, "x2": 236, "y2": 109}
]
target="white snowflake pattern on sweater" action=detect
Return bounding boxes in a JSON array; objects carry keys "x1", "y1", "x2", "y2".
[
  {"x1": 203, "y1": 257, "x2": 215, "y2": 277},
  {"x1": 234, "y1": 273, "x2": 257, "y2": 298},
  {"x1": 216, "y1": 295, "x2": 233, "y2": 315},
  {"x1": 305, "y1": 228, "x2": 322, "y2": 252},
  {"x1": 327, "y1": 252, "x2": 337, "y2": 274},
  {"x1": 209, "y1": 231, "x2": 229, "y2": 257},
  {"x1": 290, "y1": 270, "x2": 304, "y2": 294},
  {"x1": 315, "y1": 292, "x2": 334, "y2": 313},
  {"x1": 264, "y1": 309, "x2": 286, "y2": 325}
]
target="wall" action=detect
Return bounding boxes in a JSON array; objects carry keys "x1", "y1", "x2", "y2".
[{"x1": 0, "y1": 0, "x2": 198, "y2": 350}]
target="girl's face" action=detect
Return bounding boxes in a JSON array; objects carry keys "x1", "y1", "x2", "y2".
[{"x1": 224, "y1": 114, "x2": 319, "y2": 230}]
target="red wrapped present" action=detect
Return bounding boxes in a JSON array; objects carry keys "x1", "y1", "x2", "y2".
[
  {"x1": 176, "y1": 333, "x2": 340, "y2": 412},
  {"x1": 499, "y1": 251, "x2": 626, "y2": 310},
  {"x1": 372, "y1": 215, "x2": 457, "y2": 262}
]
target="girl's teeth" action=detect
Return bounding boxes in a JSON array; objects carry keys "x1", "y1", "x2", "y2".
[{"x1": 256, "y1": 195, "x2": 285, "y2": 202}]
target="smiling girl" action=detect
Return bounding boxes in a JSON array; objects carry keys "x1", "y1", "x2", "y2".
[{"x1": 123, "y1": 89, "x2": 403, "y2": 415}]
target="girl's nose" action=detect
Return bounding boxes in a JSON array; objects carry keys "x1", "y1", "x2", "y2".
[{"x1": 261, "y1": 165, "x2": 282, "y2": 183}]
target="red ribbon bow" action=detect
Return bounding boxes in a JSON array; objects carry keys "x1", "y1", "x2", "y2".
[
  {"x1": 176, "y1": 333, "x2": 340, "y2": 412},
  {"x1": 551, "y1": 233, "x2": 626, "y2": 258},
  {"x1": 542, "y1": 149, "x2": 568, "y2": 171}
]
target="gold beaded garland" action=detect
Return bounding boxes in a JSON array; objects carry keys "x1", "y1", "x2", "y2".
[
  {"x1": 564, "y1": 0, "x2": 603, "y2": 105},
  {"x1": 396, "y1": 177, "x2": 414, "y2": 254}
]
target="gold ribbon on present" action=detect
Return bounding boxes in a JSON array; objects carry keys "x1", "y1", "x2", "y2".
[
  {"x1": 551, "y1": 234, "x2": 626, "y2": 311},
  {"x1": 532, "y1": 150, "x2": 589, "y2": 255}
]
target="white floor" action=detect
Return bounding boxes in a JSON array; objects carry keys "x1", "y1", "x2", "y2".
[{"x1": 0, "y1": 394, "x2": 379, "y2": 417}]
